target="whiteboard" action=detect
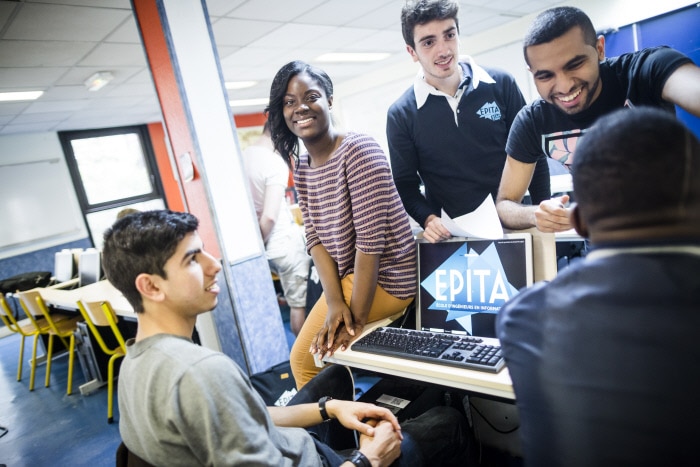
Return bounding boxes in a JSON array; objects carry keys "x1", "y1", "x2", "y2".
[{"x1": 0, "y1": 159, "x2": 85, "y2": 250}]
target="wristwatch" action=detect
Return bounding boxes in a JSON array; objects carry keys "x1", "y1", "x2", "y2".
[
  {"x1": 347, "y1": 449, "x2": 371, "y2": 467},
  {"x1": 318, "y1": 396, "x2": 332, "y2": 422}
]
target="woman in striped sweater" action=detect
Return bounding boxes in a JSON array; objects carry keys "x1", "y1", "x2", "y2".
[{"x1": 266, "y1": 61, "x2": 417, "y2": 388}]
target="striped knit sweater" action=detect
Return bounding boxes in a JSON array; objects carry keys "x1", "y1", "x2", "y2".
[{"x1": 295, "y1": 132, "x2": 416, "y2": 300}]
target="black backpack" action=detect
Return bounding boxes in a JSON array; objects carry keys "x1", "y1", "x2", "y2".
[
  {"x1": 0, "y1": 271, "x2": 52, "y2": 295},
  {"x1": 250, "y1": 360, "x2": 297, "y2": 407}
]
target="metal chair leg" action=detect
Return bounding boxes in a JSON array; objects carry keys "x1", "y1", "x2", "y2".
[
  {"x1": 16, "y1": 335, "x2": 25, "y2": 382},
  {"x1": 66, "y1": 335, "x2": 75, "y2": 395}
]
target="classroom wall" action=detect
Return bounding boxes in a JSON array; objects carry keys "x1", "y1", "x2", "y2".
[
  {"x1": 0, "y1": 115, "x2": 265, "y2": 281},
  {"x1": 0, "y1": 132, "x2": 88, "y2": 277},
  {"x1": 0, "y1": 132, "x2": 86, "y2": 255},
  {"x1": 0, "y1": 122, "x2": 178, "y2": 279}
]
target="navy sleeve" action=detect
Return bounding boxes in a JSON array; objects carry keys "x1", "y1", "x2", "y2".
[
  {"x1": 498, "y1": 70, "x2": 526, "y2": 129},
  {"x1": 386, "y1": 93, "x2": 435, "y2": 227}
]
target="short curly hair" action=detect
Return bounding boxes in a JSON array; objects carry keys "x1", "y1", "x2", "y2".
[{"x1": 573, "y1": 107, "x2": 700, "y2": 231}]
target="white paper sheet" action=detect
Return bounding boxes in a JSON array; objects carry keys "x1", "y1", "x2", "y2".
[{"x1": 440, "y1": 195, "x2": 504, "y2": 239}]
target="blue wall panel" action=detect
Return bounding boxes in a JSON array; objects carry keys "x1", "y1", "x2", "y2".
[{"x1": 604, "y1": 4, "x2": 700, "y2": 138}]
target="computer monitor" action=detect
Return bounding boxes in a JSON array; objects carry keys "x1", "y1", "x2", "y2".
[
  {"x1": 54, "y1": 249, "x2": 75, "y2": 283},
  {"x1": 416, "y1": 233, "x2": 534, "y2": 337},
  {"x1": 79, "y1": 248, "x2": 102, "y2": 287}
]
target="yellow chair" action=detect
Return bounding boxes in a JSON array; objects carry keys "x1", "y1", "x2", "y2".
[
  {"x1": 17, "y1": 290, "x2": 81, "y2": 394},
  {"x1": 0, "y1": 295, "x2": 51, "y2": 382},
  {"x1": 76, "y1": 300, "x2": 127, "y2": 423}
]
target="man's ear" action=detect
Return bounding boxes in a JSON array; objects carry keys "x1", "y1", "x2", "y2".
[
  {"x1": 135, "y1": 273, "x2": 165, "y2": 303},
  {"x1": 570, "y1": 204, "x2": 589, "y2": 239},
  {"x1": 406, "y1": 44, "x2": 419, "y2": 62},
  {"x1": 595, "y1": 34, "x2": 605, "y2": 61}
]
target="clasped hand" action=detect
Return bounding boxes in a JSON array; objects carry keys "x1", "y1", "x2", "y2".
[
  {"x1": 310, "y1": 301, "x2": 363, "y2": 358},
  {"x1": 332, "y1": 400, "x2": 403, "y2": 438},
  {"x1": 336, "y1": 402, "x2": 403, "y2": 467}
]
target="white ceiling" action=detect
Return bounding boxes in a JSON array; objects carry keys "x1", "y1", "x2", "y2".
[{"x1": 0, "y1": 0, "x2": 563, "y2": 135}]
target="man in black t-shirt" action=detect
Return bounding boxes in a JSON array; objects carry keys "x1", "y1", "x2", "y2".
[{"x1": 495, "y1": 6, "x2": 700, "y2": 233}]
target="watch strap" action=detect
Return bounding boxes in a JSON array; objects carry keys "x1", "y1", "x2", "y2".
[
  {"x1": 347, "y1": 449, "x2": 371, "y2": 467},
  {"x1": 318, "y1": 396, "x2": 332, "y2": 422}
]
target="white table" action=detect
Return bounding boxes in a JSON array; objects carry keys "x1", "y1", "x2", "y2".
[
  {"x1": 323, "y1": 316, "x2": 515, "y2": 400},
  {"x1": 38, "y1": 280, "x2": 134, "y2": 318}
]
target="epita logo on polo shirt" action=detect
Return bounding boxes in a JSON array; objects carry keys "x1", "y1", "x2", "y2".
[
  {"x1": 421, "y1": 242, "x2": 519, "y2": 320},
  {"x1": 476, "y1": 101, "x2": 501, "y2": 121}
]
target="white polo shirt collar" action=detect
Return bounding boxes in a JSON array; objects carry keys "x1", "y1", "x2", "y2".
[{"x1": 413, "y1": 55, "x2": 496, "y2": 109}]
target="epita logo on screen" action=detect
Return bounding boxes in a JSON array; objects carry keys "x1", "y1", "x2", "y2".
[{"x1": 421, "y1": 242, "x2": 519, "y2": 319}]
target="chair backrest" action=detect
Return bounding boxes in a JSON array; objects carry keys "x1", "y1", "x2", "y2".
[
  {"x1": 17, "y1": 289, "x2": 74, "y2": 339},
  {"x1": 17, "y1": 290, "x2": 66, "y2": 336},
  {"x1": 0, "y1": 295, "x2": 19, "y2": 330},
  {"x1": 77, "y1": 300, "x2": 127, "y2": 354},
  {"x1": 3, "y1": 293, "x2": 49, "y2": 336}
]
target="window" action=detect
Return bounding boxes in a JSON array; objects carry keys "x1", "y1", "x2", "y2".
[{"x1": 59, "y1": 125, "x2": 166, "y2": 248}]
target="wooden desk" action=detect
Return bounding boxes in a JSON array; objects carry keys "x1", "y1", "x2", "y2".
[
  {"x1": 38, "y1": 280, "x2": 134, "y2": 318},
  {"x1": 323, "y1": 316, "x2": 515, "y2": 400}
]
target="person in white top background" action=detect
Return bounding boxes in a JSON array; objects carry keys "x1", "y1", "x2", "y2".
[{"x1": 242, "y1": 121, "x2": 310, "y2": 335}]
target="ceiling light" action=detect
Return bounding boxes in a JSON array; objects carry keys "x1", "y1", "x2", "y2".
[
  {"x1": 225, "y1": 80, "x2": 257, "y2": 90},
  {"x1": 84, "y1": 71, "x2": 114, "y2": 91},
  {"x1": 0, "y1": 91, "x2": 44, "y2": 102},
  {"x1": 229, "y1": 97, "x2": 268, "y2": 107},
  {"x1": 315, "y1": 52, "x2": 391, "y2": 63}
]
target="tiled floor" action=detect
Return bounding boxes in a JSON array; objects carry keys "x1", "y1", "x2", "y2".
[{"x1": 0, "y1": 331, "x2": 121, "y2": 466}]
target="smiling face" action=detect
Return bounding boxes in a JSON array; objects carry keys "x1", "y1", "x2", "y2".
[
  {"x1": 526, "y1": 26, "x2": 605, "y2": 115},
  {"x1": 407, "y1": 18, "x2": 461, "y2": 92},
  {"x1": 158, "y1": 231, "x2": 222, "y2": 318},
  {"x1": 283, "y1": 71, "x2": 333, "y2": 144}
]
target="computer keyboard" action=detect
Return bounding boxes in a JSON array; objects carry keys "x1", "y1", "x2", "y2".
[{"x1": 351, "y1": 327, "x2": 505, "y2": 373}]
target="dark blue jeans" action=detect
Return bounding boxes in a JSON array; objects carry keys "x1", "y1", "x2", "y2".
[{"x1": 289, "y1": 365, "x2": 468, "y2": 467}]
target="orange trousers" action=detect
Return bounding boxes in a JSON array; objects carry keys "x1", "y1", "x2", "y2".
[{"x1": 290, "y1": 273, "x2": 413, "y2": 389}]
